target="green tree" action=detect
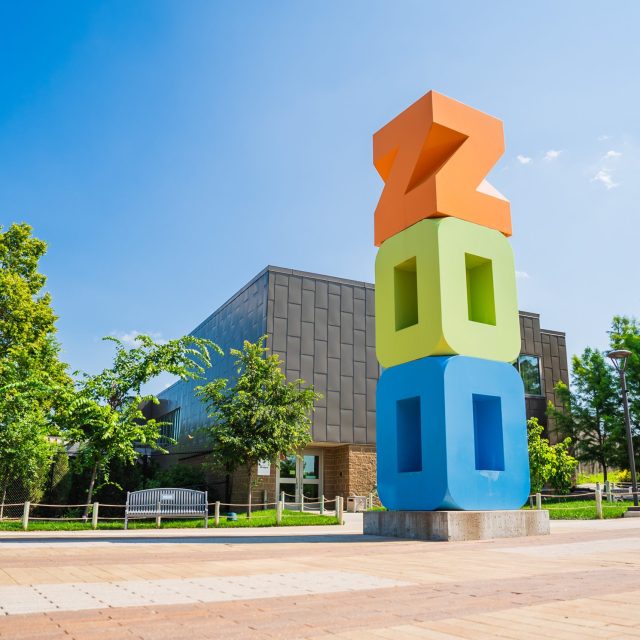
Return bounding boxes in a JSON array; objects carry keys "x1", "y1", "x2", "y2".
[
  {"x1": 0, "y1": 223, "x2": 70, "y2": 509},
  {"x1": 0, "y1": 379, "x2": 56, "y2": 514},
  {"x1": 527, "y1": 418, "x2": 577, "y2": 495},
  {"x1": 0, "y1": 224, "x2": 68, "y2": 384},
  {"x1": 548, "y1": 348, "x2": 622, "y2": 481},
  {"x1": 197, "y1": 337, "x2": 320, "y2": 517},
  {"x1": 64, "y1": 334, "x2": 221, "y2": 517},
  {"x1": 549, "y1": 437, "x2": 578, "y2": 495},
  {"x1": 146, "y1": 464, "x2": 206, "y2": 490},
  {"x1": 609, "y1": 315, "x2": 640, "y2": 470}
]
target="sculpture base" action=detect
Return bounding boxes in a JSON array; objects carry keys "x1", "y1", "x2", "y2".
[
  {"x1": 624, "y1": 506, "x2": 640, "y2": 518},
  {"x1": 364, "y1": 509, "x2": 550, "y2": 542}
]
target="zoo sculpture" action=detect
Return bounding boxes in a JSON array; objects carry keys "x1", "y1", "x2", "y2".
[{"x1": 374, "y1": 90, "x2": 530, "y2": 511}]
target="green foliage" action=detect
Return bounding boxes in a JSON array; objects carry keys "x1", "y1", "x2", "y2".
[
  {"x1": 609, "y1": 315, "x2": 640, "y2": 469},
  {"x1": 576, "y1": 470, "x2": 629, "y2": 485},
  {"x1": 523, "y1": 498, "x2": 632, "y2": 520},
  {"x1": 528, "y1": 418, "x2": 555, "y2": 494},
  {"x1": 64, "y1": 333, "x2": 221, "y2": 513},
  {"x1": 197, "y1": 336, "x2": 321, "y2": 515},
  {"x1": 549, "y1": 437, "x2": 578, "y2": 495},
  {"x1": 45, "y1": 448, "x2": 72, "y2": 506},
  {"x1": 0, "y1": 224, "x2": 70, "y2": 504},
  {"x1": 617, "y1": 469, "x2": 632, "y2": 483},
  {"x1": 146, "y1": 464, "x2": 206, "y2": 489},
  {"x1": 527, "y1": 418, "x2": 577, "y2": 495},
  {"x1": 548, "y1": 348, "x2": 622, "y2": 480},
  {"x1": 0, "y1": 398, "x2": 55, "y2": 503}
]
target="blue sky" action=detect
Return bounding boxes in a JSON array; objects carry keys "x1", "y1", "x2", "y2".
[{"x1": 1, "y1": 2, "x2": 638, "y2": 391}]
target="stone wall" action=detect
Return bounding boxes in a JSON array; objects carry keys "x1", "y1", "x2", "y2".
[
  {"x1": 321, "y1": 444, "x2": 376, "y2": 501},
  {"x1": 346, "y1": 445, "x2": 377, "y2": 497},
  {"x1": 228, "y1": 465, "x2": 277, "y2": 508}
]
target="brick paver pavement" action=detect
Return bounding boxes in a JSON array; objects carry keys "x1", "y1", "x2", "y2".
[{"x1": 0, "y1": 516, "x2": 639, "y2": 638}]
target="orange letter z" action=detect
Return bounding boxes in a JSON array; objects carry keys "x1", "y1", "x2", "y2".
[{"x1": 373, "y1": 90, "x2": 511, "y2": 246}]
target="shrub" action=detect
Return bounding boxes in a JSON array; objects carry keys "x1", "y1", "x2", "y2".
[
  {"x1": 146, "y1": 464, "x2": 206, "y2": 489},
  {"x1": 618, "y1": 469, "x2": 632, "y2": 483},
  {"x1": 528, "y1": 418, "x2": 578, "y2": 495}
]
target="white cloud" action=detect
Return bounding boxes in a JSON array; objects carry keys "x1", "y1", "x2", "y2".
[
  {"x1": 515, "y1": 271, "x2": 530, "y2": 280},
  {"x1": 591, "y1": 169, "x2": 619, "y2": 190},
  {"x1": 516, "y1": 155, "x2": 532, "y2": 165},
  {"x1": 598, "y1": 134, "x2": 610, "y2": 141},
  {"x1": 544, "y1": 149, "x2": 562, "y2": 161},
  {"x1": 111, "y1": 330, "x2": 166, "y2": 347},
  {"x1": 603, "y1": 150, "x2": 622, "y2": 159}
]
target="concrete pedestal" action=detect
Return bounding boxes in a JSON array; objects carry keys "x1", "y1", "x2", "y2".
[
  {"x1": 624, "y1": 506, "x2": 640, "y2": 518},
  {"x1": 363, "y1": 509, "x2": 550, "y2": 542}
]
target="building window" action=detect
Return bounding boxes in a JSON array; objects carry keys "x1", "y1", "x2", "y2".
[
  {"x1": 515, "y1": 355, "x2": 543, "y2": 396},
  {"x1": 158, "y1": 408, "x2": 181, "y2": 442}
]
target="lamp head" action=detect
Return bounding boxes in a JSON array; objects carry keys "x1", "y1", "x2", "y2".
[{"x1": 607, "y1": 349, "x2": 632, "y2": 372}]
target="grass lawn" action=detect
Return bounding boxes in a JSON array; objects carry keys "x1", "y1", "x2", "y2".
[
  {"x1": 576, "y1": 471, "x2": 630, "y2": 485},
  {"x1": 367, "y1": 501, "x2": 632, "y2": 520},
  {"x1": 523, "y1": 499, "x2": 633, "y2": 519},
  {"x1": 0, "y1": 509, "x2": 339, "y2": 532}
]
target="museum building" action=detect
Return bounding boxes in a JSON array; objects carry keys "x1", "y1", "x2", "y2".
[{"x1": 148, "y1": 266, "x2": 569, "y2": 506}]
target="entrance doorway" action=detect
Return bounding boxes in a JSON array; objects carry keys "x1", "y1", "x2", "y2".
[{"x1": 277, "y1": 450, "x2": 323, "y2": 508}]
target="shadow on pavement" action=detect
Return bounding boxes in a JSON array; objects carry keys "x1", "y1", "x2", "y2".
[{"x1": 0, "y1": 533, "x2": 395, "y2": 545}]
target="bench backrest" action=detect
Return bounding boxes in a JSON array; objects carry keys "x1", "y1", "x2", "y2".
[{"x1": 126, "y1": 488, "x2": 207, "y2": 515}]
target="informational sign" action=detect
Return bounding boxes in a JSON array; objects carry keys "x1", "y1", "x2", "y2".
[{"x1": 257, "y1": 460, "x2": 271, "y2": 476}]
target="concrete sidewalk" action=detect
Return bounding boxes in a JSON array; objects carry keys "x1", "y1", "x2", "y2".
[{"x1": 0, "y1": 515, "x2": 638, "y2": 639}]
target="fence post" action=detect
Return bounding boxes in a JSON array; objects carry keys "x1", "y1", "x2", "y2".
[
  {"x1": 320, "y1": 494, "x2": 325, "y2": 515},
  {"x1": 595, "y1": 488, "x2": 603, "y2": 519},
  {"x1": 156, "y1": 500, "x2": 161, "y2": 528},
  {"x1": 214, "y1": 501, "x2": 220, "y2": 526},
  {"x1": 300, "y1": 492, "x2": 304, "y2": 513},
  {"x1": 535, "y1": 493, "x2": 542, "y2": 510},
  {"x1": 339, "y1": 496, "x2": 345, "y2": 525},
  {"x1": 280, "y1": 490, "x2": 285, "y2": 506},
  {"x1": 605, "y1": 481, "x2": 613, "y2": 503},
  {"x1": 92, "y1": 502, "x2": 99, "y2": 530},
  {"x1": 276, "y1": 499, "x2": 283, "y2": 525},
  {"x1": 262, "y1": 489, "x2": 267, "y2": 511},
  {"x1": 22, "y1": 501, "x2": 30, "y2": 531}
]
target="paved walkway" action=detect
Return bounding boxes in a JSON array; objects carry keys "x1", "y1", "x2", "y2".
[{"x1": 0, "y1": 516, "x2": 639, "y2": 638}]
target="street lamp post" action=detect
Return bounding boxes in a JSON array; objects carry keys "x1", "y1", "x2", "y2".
[{"x1": 607, "y1": 349, "x2": 639, "y2": 508}]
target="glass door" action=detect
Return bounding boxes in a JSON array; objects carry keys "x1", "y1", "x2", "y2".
[
  {"x1": 278, "y1": 455, "x2": 298, "y2": 505},
  {"x1": 277, "y1": 450, "x2": 323, "y2": 508},
  {"x1": 301, "y1": 452, "x2": 321, "y2": 508}
]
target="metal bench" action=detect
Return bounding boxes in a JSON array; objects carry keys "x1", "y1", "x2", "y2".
[{"x1": 124, "y1": 488, "x2": 208, "y2": 529}]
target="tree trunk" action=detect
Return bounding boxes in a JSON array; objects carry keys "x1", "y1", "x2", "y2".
[
  {"x1": 225, "y1": 471, "x2": 232, "y2": 505},
  {"x1": 82, "y1": 462, "x2": 98, "y2": 520},
  {"x1": 224, "y1": 463, "x2": 233, "y2": 505},
  {"x1": 602, "y1": 461, "x2": 608, "y2": 483},
  {"x1": 0, "y1": 484, "x2": 6, "y2": 520},
  {"x1": 247, "y1": 464, "x2": 253, "y2": 519}
]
